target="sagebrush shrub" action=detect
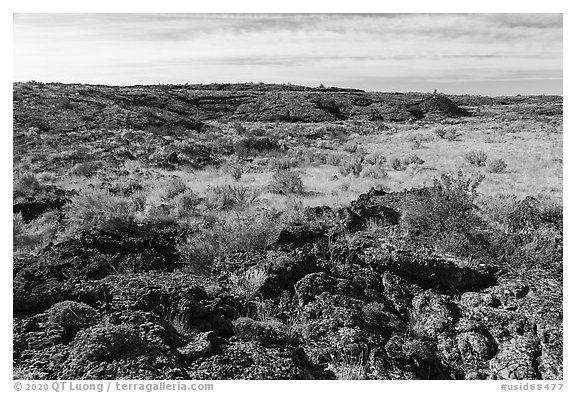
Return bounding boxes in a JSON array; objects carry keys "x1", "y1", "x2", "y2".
[
  {"x1": 63, "y1": 188, "x2": 136, "y2": 235},
  {"x1": 409, "y1": 133, "x2": 424, "y2": 149},
  {"x1": 178, "y1": 235, "x2": 219, "y2": 273},
  {"x1": 343, "y1": 142, "x2": 360, "y2": 153},
  {"x1": 434, "y1": 127, "x2": 447, "y2": 139},
  {"x1": 326, "y1": 152, "x2": 348, "y2": 166},
  {"x1": 360, "y1": 164, "x2": 388, "y2": 179},
  {"x1": 204, "y1": 184, "x2": 259, "y2": 211},
  {"x1": 391, "y1": 158, "x2": 404, "y2": 171},
  {"x1": 217, "y1": 209, "x2": 279, "y2": 254},
  {"x1": 464, "y1": 150, "x2": 488, "y2": 167},
  {"x1": 161, "y1": 177, "x2": 188, "y2": 200},
  {"x1": 401, "y1": 154, "x2": 425, "y2": 167},
  {"x1": 486, "y1": 158, "x2": 508, "y2": 173},
  {"x1": 173, "y1": 190, "x2": 201, "y2": 217},
  {"x1": 230, "y1": 166, "x2": 243, "y2": 181},
  {"x1": 363, "y1": 153, "x2": 386, "y2": 166},
  {"x1": 444, "y1": 128, "x2": 458, "y2": 141},
  {"x1": 13, "y1": 212, "x2": 58, "y2": 255},
  {"x1": 14, "y1": 172, "x2": 40, "y2": 194},
  {"x1": 401, "y1": 171, "x2": 484, "y2": 238},
  {"x1": 338, "y1": 157, "x2": 363, "y2": 177},
  {"x1": 477, "y1": 193, "x2": 519, "y2": 232},
  {"x1": 269, "y1": 157, "x2": 298, "y2": 171},
  {"x1": 268, "y1": 169, "x2": 304, "y2": 194}
]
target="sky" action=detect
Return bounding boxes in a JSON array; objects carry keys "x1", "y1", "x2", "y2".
[{"x1": 13, "y1": 13, "x2": 563, "y2": 95}]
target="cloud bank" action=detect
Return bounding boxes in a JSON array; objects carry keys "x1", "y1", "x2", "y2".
[{"x1": 13, "y1": 13, "x2": 563, "y2": 95}]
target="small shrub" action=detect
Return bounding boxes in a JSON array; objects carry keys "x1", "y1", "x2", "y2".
[
  {"x1": 215, "y1": 209, "x2": 279, "y2": 254},
  {"x1": 234, "y1": 136, "x2": 279, "y2": 157},
  {"x1": 360, "y1": 164, "x2": 389, "y2": 179},
  {"x1": 178, "y1": 235, "x2": 219, "y2": 273},
  {"x1": 464, "y1": 150, "x2": 488, "y2": 167},
  {"x1": 444, "y1": 128, "x2": 458, "y2": 141},
  {"x1": 340, "y1": 181, "x2": 351, "y2": 192},
  {"x1": 14, "y1": 172, "x2": 40, "y2": 194},
  {"x1": 363, "y1": 153, "x2": 386, "y2": 166},
  {"x1": 13, "y1": 210, "x2": 60, "y2": 254},
  {"x1": 477, "y1": 193, "x2": 519, "y2": 232},
  {"x1": 434, "y1": 126, "x2": 447, "y2": 139},
  {"x1": 486, "y1": 158, "x2": 508, "y2": 173},
  {"x1": 326, "y1": 152, "x2": 348, "y2": 166},
  {"x1": 229, "y1": 166, "x2": 243, "y2": 181},
  {"x1": 401, "y1": 171, "x2": 484, "y2": 238},
  {"x1": 131, "y1": 190, "x2": 147, "y2": 212},
  {"x1": 63, "y1": 188, "x2": 136, "y2": 235},
  {"x1": 161, "y1": 177, "x2": 188, "y2": 200},
  {"x1": 401, "y1": 154, "x2": 425, "y2": 167},
  {"x1": 173, "y1": 190, "x2": 201, "y2": 217},
  {"x1": 268, "y1": 169, "x2": 304, "y2": 194},
  {"x1": 269, "y1": 157, "x2": 298, "y2": 171},
  {"x1": 408, "y1": 133, "x2": 424, "y2": 149},
  {"x1": 229, "y1": 266, "x2": 268, "y2": 299},
  {"x1": 343, "y1": 142, "x2": 360, "y2": 153},
  {"x1": 391, "y1": 157, "x2": 404, "y2": 171},
  {"x1": 204, "y1": 184, "x2": 259, "y2": 211},
  {"x1": 167, "y1": 312, "x2": 195, "y2": 337},
  {"x1": 328, "y1": 350, "x2": 372, "y2": 380},
  {"x1": 338, "y1": 157, "x2": 363, "y2": 177}
]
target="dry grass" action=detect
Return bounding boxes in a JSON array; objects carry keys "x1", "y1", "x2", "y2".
[{"x1": 45, "y1": 117, "x2": 562, "y2": 212}]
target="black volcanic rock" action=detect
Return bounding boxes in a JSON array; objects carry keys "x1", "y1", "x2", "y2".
[{"x1": 13, "y1": 83, "x2": 475, "y2": 133}]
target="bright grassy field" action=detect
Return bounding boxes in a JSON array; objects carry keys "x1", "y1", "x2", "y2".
[{"x1": 53, "y1": 116, "x2": 562, "y2": 211}]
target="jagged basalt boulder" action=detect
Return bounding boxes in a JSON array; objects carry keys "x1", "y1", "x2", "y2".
[
  {"x1": 187, "y1": 340, "x2": 310, "y2": 379},
  {"x1": 489, "y1": 333, "x2": 541, "y2": 380},
  {"x1": 13, "y1": 222, "x2": 181, "y2": 314},
  {"x1": 60, "y1": 321, "x2": 185, "y2": 379},
  {"x1": 410, "y1": 291, "x2": 459, "y2": 339},
  {"x1": 233, "y1": 317, "x2": 290, "y2": 345},
  {"x1": 381, "y1": 271, "x2": 421, "y2": 317},
  {"x1": 178, "y1": 331, "x2": 217, "y2": 360},
  {"x1": 365, "y1": 246, "x2": 496, "y2": 292},
  {"x1": 46, "y1": 301, "x2": 99, "y2": 340},
  {"x1": 294, "y1": 272, "x2": 365, "y2": 306},
  {"x1": 13, "y1": 185, "x2": 75, "y2": 221}
]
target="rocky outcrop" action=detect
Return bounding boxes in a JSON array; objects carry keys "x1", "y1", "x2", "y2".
[
  {"x1": 13, "y1": 83, "x2": 474, "y2": 135},
  {"x1": 13, "y1": 186, "x2": 562, "y2": 380}
]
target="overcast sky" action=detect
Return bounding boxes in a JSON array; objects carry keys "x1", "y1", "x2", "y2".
[{"x1": 13, "y1": 13, "x2": 563, "y2": 95}]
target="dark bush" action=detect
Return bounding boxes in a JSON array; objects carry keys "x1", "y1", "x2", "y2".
[
  {"x1": 391, "y1": 158, "x2": 404, "y2": 171},
  {"x1": 434, "y1": 127, "x2": 447, "y2": 139}
]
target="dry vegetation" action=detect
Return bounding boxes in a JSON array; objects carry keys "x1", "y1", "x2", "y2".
[{"x1": 13, "y1": 82, "x2": 562, "y2": 380}]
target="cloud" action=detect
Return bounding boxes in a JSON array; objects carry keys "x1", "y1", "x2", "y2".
[{"x1": 13, "y1": 13, "x2": 562, "y2": 95}]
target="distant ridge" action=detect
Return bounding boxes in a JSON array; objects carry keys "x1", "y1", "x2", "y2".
[{"x1": 13, "y1": 82, "x2": 560, "y2": 134}]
